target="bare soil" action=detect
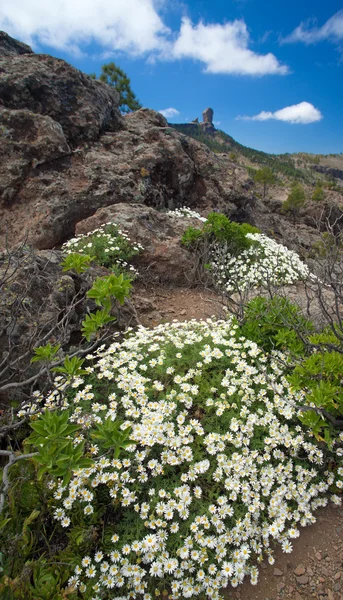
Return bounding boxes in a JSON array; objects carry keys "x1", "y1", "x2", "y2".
[{"x1": 133, "y1": 284, "x2": 343, "y2": 600}]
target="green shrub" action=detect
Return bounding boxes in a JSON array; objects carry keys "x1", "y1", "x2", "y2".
[
  {"x1": 181, "y1": 226, "x2": 204, "y2": 249},
  {"x1": 182, "y1": 212, "x2": 260, "y2": 255},
  {"x1": 62, "y1": 223, "x2": 143, "y2": 276},
  {"x1": 4, "y1": 317, "x2": 341, "y2": 599},
  {"x1": 241, "y1": 296, "x2": 314, "y2": 354},
  {"x1": 282, "y1": 184, "x2": 306, "y2": 224},
  {"x1": 241, "y1": 296, "x2": 343, "y2": 446},
  {"x1": 312, "y1": 186, "x2": 325, "y2": 202}
]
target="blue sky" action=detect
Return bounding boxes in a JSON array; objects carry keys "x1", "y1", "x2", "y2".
[{"x1": 1, "y1": 0, "x2": 343, "y2": 154}]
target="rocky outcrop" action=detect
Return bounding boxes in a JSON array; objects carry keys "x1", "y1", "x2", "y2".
[
  {"x1": 75, "y1": 203, "x2": 204, "y2": 285},
  {"x1": 0, "y1": 30, "x2": 33, "y2": 57},
  {"x1": 312, "y1": 165, "x2": 343, "y2": 182},
  {"x1": 202, "y1": 107, "x2": 214, "y2": 131},
  {"x1": 0, "y1": 33, "x2": 254, "y2": 251},
  {"x1": 0, "y1": 42, "x2": 122, "y2": 146},
  {"x1": 0, "y1": 107, "x2": 71, "y2": 206}
]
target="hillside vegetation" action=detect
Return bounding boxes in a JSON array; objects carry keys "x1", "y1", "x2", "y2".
[{"x1": 171, "y1": 123, "x2": 343, "y2": 189}]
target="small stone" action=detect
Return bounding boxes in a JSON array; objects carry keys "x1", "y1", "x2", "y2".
[
  {"x1": 297, "y1": 575, "x2": 309, "y2": 585},
  {"x1": 334, "y1": 572, "x2": 342, "y2": 580},
  {"x1": 325, "y1": 556, "x2": 331, "y2": 562},
  {"x1": 295, "y1": 593, "x2": 303, "y2": 600},
  {"x1": 294, "y1": 565, "x2": 306, "y2": 576},
  {"x1": 316, "y1": 552, "x2": 323, "y2": 561},
  {"x1": 273, "y1": 568, "x2": 283, "y2": 576},
  {"x1": 327, "y1": 590, "x2": 334, "y2": 600},
  {"x1": 179, "y1": 309, "x2": 187, "y2": 315},
  {"x1": 277, "y1": 582, "x2": 285, "y2": 592},
  {"x1": 307, "y1": 567, "x2": 314, "y2": 576},
  {"x1": 319, "y1": 578, "x2": 326, "y2": 583},
  {"x1": 334, "y1": 583, "x2": 341, "y2": 592}
]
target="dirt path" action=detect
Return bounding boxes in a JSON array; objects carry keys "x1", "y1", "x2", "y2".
[
  {"x1": 133, "y1": 284, "x2": 343, "y2": 600},
  {"x1": 133, "y1": 284, "x2": 228, "y2": 326}
]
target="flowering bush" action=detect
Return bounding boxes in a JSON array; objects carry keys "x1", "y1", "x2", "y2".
[
  {"x1": 167, "y1": 207, "x2": 207, "y2": 222},
  {"x1": 29, "y1": 317, "x2": 342, "y2": 600},
  {"x1": 62, "y1": 223, "x2": 143, "y2": 276},
  {"x1": 210, "y1": 233, "x2": 311, "y2": 294}
]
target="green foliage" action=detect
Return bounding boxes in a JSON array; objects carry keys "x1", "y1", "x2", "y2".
[
  {"x1": 170, "y1": 123, "x2": 307, "y2": 180},
  {"x1": 27, "y1": 410, "x2": 93, "y2": 486},
  {"x1": 99, "y1": 62, "x2": 142, "y2": 113},
  {"x1": 81, "y1": 309, "x2": 116, "y2": 342},
  {"x1": 241, "y1": 296, "x2": 313, "y2": 354},
  {"x1": 52, "y1": 355, "x2": 87, "y2": 379},
  {"x1": 91, "y1": 419, "x2": 134, "y2": 457},
  {"x1": 62, "y1": 223, "x2": 141, "y2": 275},
  {"x1": 204, "y1": 212, "x2": 260, "y2": 253},
  {"x1": 180, "y1": 226, "x2": 203, "y2": 248},
  {"x1": 87, "y1": 272, "x2": 132, "y2": 312},
  {"x1": 254, "y1": 167, "x2": 275, "y2": 198},
  {"x1": 288, "y1": 346, "x2": 343, "y2": 445},
  {"x1": 311, "y1": 232, "x2": 339, "y2": 258},
  {"x1": 31, "y1": 343, "x2": 61, "y2": 364},
  {"x1": 283, "y1": 183, "x2": 306, "y2": 222},
  {"x1": 241, "y1": 295, "x2": 343, "y2": 445},
  {"x1": 312, "y1": 185, "x2": 325, "y2": 202},
  {"x1": 61, "y1": 252, "x2": 94, "y2": 274},
  {"x1": 181, "y1": 213, "x2": 260, "y2": 260}
]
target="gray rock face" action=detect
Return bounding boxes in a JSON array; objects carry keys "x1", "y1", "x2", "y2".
[
  {"x1": 0, "y1": 107, "x2": 71, "y2": 206},
  {"x1": 0, "y1": 43, "x2": 123, "y2": 146},
  {"x1": 202, "y1": 107, "x2": 214, "y2": 125},
  {"x1": 0, "y1": 31, "x2": 33, "y2": 56},
  {"x1": 312, "y1": 165, "x2": 343, "y2": 181}
]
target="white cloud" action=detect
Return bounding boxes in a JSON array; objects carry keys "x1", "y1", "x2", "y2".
[
  {"x1": 282, "y1": 10, "x2": 343, "y2": 45},
  {"x1": 158, "y1": 107, "x2": 180, "y2": 119},
  {"x1": 0, "y1": 2, "x2": 289, "y2": 77},
  {"x1": 172, "y1": 18, "x2": 288, "y2": 75},
  {"x1": 0, "y1": 0, "x2": 169, "y2": 55},
  {"x1": 238, "y1": 102, "x2": 323, "y2": 124}
]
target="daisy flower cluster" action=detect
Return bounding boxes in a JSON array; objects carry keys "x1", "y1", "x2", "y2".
[
  {"x1": 210, "y1": 233, "x2": 311, "y2": 294},
  {"x1": 167, "y1": 207, "x2": 207, "y2": 222},
  {"x1": 38, "y1": 317, "x2": 341, "y2": 600},
  {"x1": 62, "y1": 223, "x2": 143, "y2": 276}
]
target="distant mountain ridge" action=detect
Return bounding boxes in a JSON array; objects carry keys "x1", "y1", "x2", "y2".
[
  {"x1": 171, "y1": 117, "x2": 343, "y2": 188},
  {"x1": 171, "y1": 122, "x2": 305, "y2": 180}
]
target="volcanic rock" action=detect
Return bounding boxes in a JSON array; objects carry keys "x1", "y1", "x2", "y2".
[{"x1": 75, "y1": 203, "x2": 204, "y2": 285}]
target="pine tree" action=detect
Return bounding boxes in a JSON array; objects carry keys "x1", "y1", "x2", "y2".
[
  {"x1": 99, "y1": 63, "x2": 142, "y2": 114},
  {"x1": 254, "y1": 167, "x2": 275, "y2": 198},
  {"x1": 283, "y1": 183, "x2": 306, "y2": 224}
]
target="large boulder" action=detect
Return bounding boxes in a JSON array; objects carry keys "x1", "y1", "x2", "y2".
[
  {"x1": 0, "y1": 107, "x2": 71, "y2": 207},
  {"x1": 0, "y1": 38, "x2": 122, "y2": 146},
  {"x1": 75, "y1": 203, "x2": 204, "y2": 285}
]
